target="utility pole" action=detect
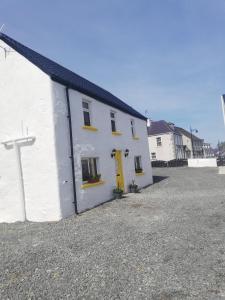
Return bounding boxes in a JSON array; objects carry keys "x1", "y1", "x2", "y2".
[
  {"x1": 221, "y1": 95, "x2": 225, "y2": 127},
  {"x1": 190, "y1": 126, "x2": 198, "y2": 158}
]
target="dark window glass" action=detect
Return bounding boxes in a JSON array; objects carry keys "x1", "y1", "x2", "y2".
[
  {"x1": 83, "y1": 111, "x2": 91, "y2": 126},
  {"x1": 156, "y1": 137, "x2": 162, "y2": 146},
  {"x1": 81, "y1": 158, "x2": 98, "y2": 182},
  {"x1": 111, "y1": 120, "x2": 116, "y2": 132},
  {"x1": 131, "y1": 120, "x2": 135, "y2": 137},
  {"x1": 151, "y1": 152, "x2": 156, "y2": 159},
  {"x1": 82, "y1": 160, "x2": 90, "y2": 181},
  {"x1": 82, "y1": 101, "x2": 89, "y2": 109},
  {"x1": 90, "y1": 158, "x2": 98, "y2": 177},
  {"x1": 134, "y1": 156, "x2": 142, "y2": 171}
]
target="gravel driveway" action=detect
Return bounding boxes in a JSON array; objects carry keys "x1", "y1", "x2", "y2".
[{"x1": 1, "y1": 167, "x2": 225, "y2": 299}]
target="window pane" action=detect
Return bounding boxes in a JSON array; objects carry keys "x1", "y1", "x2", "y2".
[
  {"x1": 83, "y1": 111, "x2": 91, "y2": 126},
  {"x1": 137, "y1": 157, "x2": 141, "y2": 169},
  {"x1": 111, "y1": 120, "x2": 116, "y2": 132},
  {"x1": 131, "y1": 126, "x2": 135, "y2": 137},
  {"x1": 131, "y1": 120, "x2": 135, "y2": 137},
  {"x1": 82, "y1": 101, "x2": 89, "y2": 109},
  {"x1": 110, "y1": 112, "x2": 115, "y2": 119},
  {"x1": 82, "y1": 160, "x2": 90, "y2": 181},
  {"x1": 134, "y1": 156, "x2": 142, "y2": 170},
  {"x1": 134, "y1": 157, "x2": 138, "y2": 169},
  {"x1": 156, "y1": 137, "x2": 162, "y2": 146},
  {"x1": 90, "y1": 158, "x2": 98, "y2": 177}
]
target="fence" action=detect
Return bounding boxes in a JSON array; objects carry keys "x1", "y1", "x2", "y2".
[{"x1": 151, "y1": 159, "x2": 188, "y2": 168}]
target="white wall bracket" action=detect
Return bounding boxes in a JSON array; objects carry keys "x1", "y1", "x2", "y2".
[{"x1": 1, "y1": 136, "x2": 36, "y2": 221}]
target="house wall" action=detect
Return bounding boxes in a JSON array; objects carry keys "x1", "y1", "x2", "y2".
[
  {"x1": 0, "y1": 40, "x2": 62, "y2": 222},
  {"x1": 203, "y1": 143, "x2": 214, "y2": 158},
  {"x1": 181, "y1": 134, "x2": 204, "y2": 158},
  {"x1": 174, "y1": 133, "x2": 185, "y2": 159},
  {"x1": 181, "y1": 134, "x2": 192, "y2": 158},
  {"x1": 52, "y1": 82, "x2": 153, "y2": 213},
  {"x1": 148, "y1": 133, "x2": 175, "y2": 161},
  {"x1": 193, "y1": 139, "x2": 204, "y2": 158}
]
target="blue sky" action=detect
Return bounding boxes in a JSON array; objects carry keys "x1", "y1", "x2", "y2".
[{"x1": 0, "y1": 0, "x2": 225, "y2": 146}]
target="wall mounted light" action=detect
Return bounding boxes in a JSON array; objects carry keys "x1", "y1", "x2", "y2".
[
  {"x1": 124, "y1": 149, "x2": 129, "y2": 157},
  {"x1": 111, "y1": 149, "x2": 117, "y2": 158}
]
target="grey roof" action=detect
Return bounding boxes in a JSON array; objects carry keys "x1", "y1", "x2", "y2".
[
  {"x1": 147, "y1": 120, "x2": 181, "y2": 136},
  {"x1": 0, "y1": 33, "x2": 146, "y2": 120},
  {"x1": 175, "y1": 127, "x2": 203, "y2": 141}
]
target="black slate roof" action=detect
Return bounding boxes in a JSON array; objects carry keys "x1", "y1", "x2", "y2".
[
  {"x1": 147, "y1": 120, "x2": 181, "y2": 136},
  {"x1": 0, "y1": 33, "x2": 146, "y2": 120},
  {"x1": 175, "y1": 127, "x2": 203, "y2": 141}
]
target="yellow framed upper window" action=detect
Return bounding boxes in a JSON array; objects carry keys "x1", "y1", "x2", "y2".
[
  {"x1": 82, "y1": 100, "x2": 91, "y2": 126},
  {"x1": 110, "y1": 111, "x2": 117, "y2": 132}
]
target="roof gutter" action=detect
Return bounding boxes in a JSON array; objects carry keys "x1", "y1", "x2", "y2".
[{"x1": 65, "y1": 87, "x2": 78, "y2": 214}]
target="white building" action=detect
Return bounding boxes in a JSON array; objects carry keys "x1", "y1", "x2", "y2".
[
  {"x1": 0, "y1": 33, "x2": 153, "y2": 223},
  {"x1": 203, "y1": 143, "x2": 214, "y2": 158},
  {"x1": 175, "y1": 127, "x2": 204, "y2": 158},
  {"x1": 147, "y1": 120, "x2": 184, "y2": 161}
]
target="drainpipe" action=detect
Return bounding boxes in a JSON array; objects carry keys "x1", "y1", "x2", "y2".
[
  {"x1": 14, "y1": 141, "x2": 26, "y2": 220},
  {"x1": 65, "y1": 87, "x2": 78, "y2": 214}
]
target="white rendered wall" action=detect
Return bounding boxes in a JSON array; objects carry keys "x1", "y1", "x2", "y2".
[
  {"x1": 51, "y1": 84, "x2": 75, "y2": 218},
  {"x1": 148, "y1": 133, "x2": 175, "y2": 161},
  {"x1": 0, "y1": 41, "x2": 62, "y2": 222},
  {"x1": 181, "y1": 134, "x2": 192, "y2": 156},
  {"x1": 188, "y1": 158, "x2": 217, "y2": 168},
  {"x1": 52, "y1": 82, "x2": 153, "y2": 213}
]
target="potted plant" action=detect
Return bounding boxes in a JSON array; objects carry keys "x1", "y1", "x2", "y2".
[
  {"x1": 87, "y1": 174, "x2": 101, "y2": 184},
  {"x1": 113, "y1": 187, "x2": 123, "y2": 199},
  {"x1": 129, "y1": 180, "x2": 139, "y2": 193},
  {"x1": 135, "y1": 168, "x2": 143, "y2": 174}
]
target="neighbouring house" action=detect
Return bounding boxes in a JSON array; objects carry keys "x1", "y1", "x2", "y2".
[
  {"x1": 147, "y1": 120, "x2": 185, "y2": 162},
  {"x1": 203, "y1": 142, "x2": 214, "y2": 158},
  {"x1": 0, "y1": 33, "x2": 153, "y2": 223},
  {"x1": 175, "y1": 127, "x2": 204, "y2": 158}
]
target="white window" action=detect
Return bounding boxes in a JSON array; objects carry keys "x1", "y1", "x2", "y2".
[
  {"x1": 110, "y1": 111, "x2": 116, "y2": 132},
  {"x1": 81, "y1": 157, "x2": 100, "y2": 182},
  {"x1": 156, "y1": 137, "x2": 162, "y2": 146},
  {"x1": 151, "y1": 152, "x2": 156, "y2": 160},
  {"x1": 82, "y1": 100, "x2": 91, "y2": 126},
  {"x1": 131, "y1": 119, "x2": 136, "y2": 137},
  {"x1": 134, "y1": 156, "x2": 142, "y2": 173}
]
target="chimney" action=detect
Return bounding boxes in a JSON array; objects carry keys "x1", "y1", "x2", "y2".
[
  {"x1": 147, "y1": 118, "x2": 151, "y2": 127},
  {"x1": 168, "y1": 122, "x2": 175, "y2": 130}
]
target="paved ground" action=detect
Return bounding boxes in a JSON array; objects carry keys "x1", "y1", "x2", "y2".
[{"x1": 1, "y1": 167, "x2": 225, "y2": 299}]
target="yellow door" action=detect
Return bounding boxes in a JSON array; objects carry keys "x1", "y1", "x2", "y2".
[{"x1": 115, "y1": 150, "x2": 125, "y2": 191}]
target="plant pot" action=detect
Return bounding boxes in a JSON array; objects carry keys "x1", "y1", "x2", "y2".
[
  {"x1": 129, "y1": 185, "x2": 138, "y2": 193},
  {"x1": 113, "y1": 191, "x2": 123, "y2": 199}
]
